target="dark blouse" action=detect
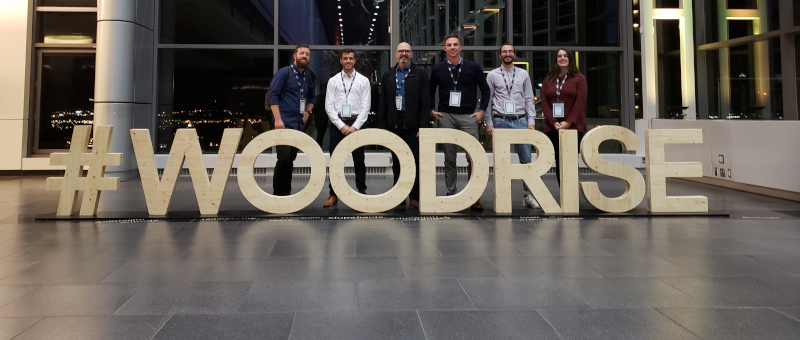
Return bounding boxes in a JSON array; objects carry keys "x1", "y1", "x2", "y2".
[{"x1": 540, "y1": 73, "x2": 587, "y2": 133}]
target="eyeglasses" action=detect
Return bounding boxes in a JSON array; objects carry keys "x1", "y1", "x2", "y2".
[
  {"x1": 396, "y1": 50, "x2": 412, "y2": 54},
  {"x1": 500, "y1": 50, "x2": 515, "y2": 55}
]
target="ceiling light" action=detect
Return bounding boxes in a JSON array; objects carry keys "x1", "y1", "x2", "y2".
[
  {"x1": 372, "y1": 18, "x2": 376, "y2": 21},
  {"x1": 374, "y1": 12, "x2": 378, "y2": 15},
  {"x1": 370, "y1": 28, "x2": 373, "y2": 31},
  {"x1": 339, "y1": 18, "x2": 342, "y2": 21},
  {"x1": 338, "y1": 5, "x2": 341, "y2": 9}
]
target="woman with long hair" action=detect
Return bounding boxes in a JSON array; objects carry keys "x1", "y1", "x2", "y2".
[{"x1": 540, "y1": 48, "x2": 587, "y2": 184}]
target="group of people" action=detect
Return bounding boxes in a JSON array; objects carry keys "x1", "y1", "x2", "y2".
[{"x1": 267, "y1": 36, "x2": 587, "y2": 211}]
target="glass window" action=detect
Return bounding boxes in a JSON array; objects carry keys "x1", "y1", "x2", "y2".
[
  {"x1": 280, "y1": 0, "x2": 388, "y2": 46},
  {"x1": 726, "y1": 0, "x2": 757, "y2": 9},
  {"x1": 160, "y1": 0, "x2": 274, "y2": 44},
  {"x1": 157, "y1": 49, "x2": 275, "y2": 153},
  {"x1": 584, "y1": 0, "x2": 619, "y2": 46},
  {"x1": 37, "y1": 0, "x2": 97, "y2": 6},
  {"x1": 655, "y1": 0, "x2": 680, "y2": 8},
  {"x1": 36, "y1": 52, "x2": 95, "y2": 151},
  {"x1": 37, "y1": 12, "x2": 97, "y2": 44}
]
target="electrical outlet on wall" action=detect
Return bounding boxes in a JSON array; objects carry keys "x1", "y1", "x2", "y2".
[
  {"x1": 718, "y1": 155, "x2": 724, "y2": 164},
  {"x1": 720, "y1": 169, "x2": 726, "y2": 177}
]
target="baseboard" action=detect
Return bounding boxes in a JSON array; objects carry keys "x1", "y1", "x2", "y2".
[{"x1": 682, "y1": 177, "x2": 800, "y2": 202}]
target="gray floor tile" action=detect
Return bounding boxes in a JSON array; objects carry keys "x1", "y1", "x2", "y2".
[
  {"x1": 0, "y1": 317, "x2": 40, "y2": 340},
  {"x1": 290, "y1": 311, "x2": 424, "y2": 340},
  {"x1": 180, "y1": 241, "x2": 278, "y2": 260},
  {"x1": 164, "y1": 223, "x2": 251, "y2": 243},
  {"x1": 100, "y1": 260, "x2": 216, "y2": 283},
  {"x1": 511, "y1": 239, "x2": 612, "y2": 256},
  {"x1": 90, "y1": 223, "x2": 183, "y2": 243},
  {"x1": 14, "y1": 315, "x2": 169, "y2": 340},
  {"x1": 459, "y1": 278, "x2": 589, "y2": 309},
  {"x1": 748, "y1": 255, "x2": 800, "y2": 275},
  {"x1": 738, "y1": 239, "x2": 800, "y2": 256},
  {"x1": 0, "y1": 242, "x2": 32, "y2": 260},
  {"x1": 419, "y1": 310, "x2": 560, "y2": 340},
  {"x1": 238, "y1": 225, "x2": 320, "y2": 241},
  {"x1": 559, "y1": 278, "x2": 707, "y2": 308},
  {"x1": 154, "y1": 313, "x2": 294, "y2": 340},
  {"x1": 202, "y1": 258, "x2": 310, "y2": 281},
  {"x1": 661, "y1": 277, "x2": 800, "y2": 307},
  {"x1": 238, "y1": 280, "x2": 356, "y2": 312},
  {"x1": 527, "y1": 219, "x2": 622, "y2": 239},
  {"x1": 539, "y1": 308, "x2": 699, "y2": 340},
  {"x1": 356, "y1": 279, "x2": 474, "y2": 311},
  {"x1": 657, "y1": 307, "x2": 800, "y2": 340},
  {"x1": 11, "y1": 227, "x2": 104, "y2": 244},
  {"x1": 459, "y1": 225, "x2": 540, "y2": 241},
  {"x1": 0, "y1": 284, "x2": 139, "y2": 317},
  {"x1": 488, "y1": 256, "x2": 602, "y2": 278},
  {"x1": 435, "y1": 240, "x2": 525, "y2": 257},
  {"x1": 86, "y1": 243, "x2": 193, "y2": 261},
  {"x1": 318, "y1": 226, "x2": 393, "y2": 240},
  {"x1": 0, "y1": 243, "x2": 112, "y2": 262},
  {"x1": 582, "y1": 256, "x2": 695, "y2": 277},
  {"x1": 774, "y1": 307, "x2": 800, "y2": 322},
  {"x1": 0, "y1": 261, "x2": 128, "y2": 284},
  {"x1": 114, "y1": 282, "x2": 251, "y2": 315},
  {"x1": 268, "y1": 240, "x2": 354, "y2": 257},
  {"x1": 584, "y1": 239, "x2": 686, "y2": 256},
  {"x1": 0, "y1": 285, "x2": 35, "y2": 308},
  {"x1": 0, "y1": 261, "x2": 37, "y2": 281},
  {"x1": 388, "y1": 225, "x2": 469, "y2": 240},
  {"x1": 663, "y1": 238, "x2": 782, "y2": 255},
  {"x1": 355, "y1": 240, "x2": 441, "y2": 257},
  {"x1": 400, "y1": 257, "x2": 503, "y2": 279},
  {"x1": 306, "y1": 257, "x2": 405, "y2": 281},
  {"x1": 662, "y1": 255, "x2": 798, "y2": 277}
]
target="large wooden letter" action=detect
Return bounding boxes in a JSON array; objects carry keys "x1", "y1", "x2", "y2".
[
  {"x1": 329, "y1": 129, "x2": 415, "y2": 212},
  {"x1": 131, "y1": 128, "x2": 242, "y2": 215},
  {"x1": 237, "y1": 129, "x2": 325, "y2": 214},
  {"x1": 580, "y1": 126, "x2": 645, "y2": 213},
  {"x1": 558, "y1": 129, "x2": 580, "y2": 213},
  {"x1": 419, "y1": 128, "x2": 489, "y2": 213},
  {"x1": 492, "y1": 129, "x2": 563, "y2": 214},
  {"x1": 645, "y1": 129, "x2": 708, "y2": 212}
]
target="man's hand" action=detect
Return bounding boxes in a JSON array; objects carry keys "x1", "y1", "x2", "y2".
[
  {"x1": 486, "y1": 126, "x2": 493, "y2": 136},
  {"x1": 528, "y1": 125, "x2": 536, "y2": 130},
  {"x1": 340, "y1": 126, "x2": 350, "y2": 135},
  {"x1": 470, "y1": 111, "x2": 484, "y2": 121},
  {"x1": 431, "y1": 111, "x2": 443, "y2": 118},
  {"x1": 302, "y1": 111, "x2": 309, "y2": 123},
  {"x1": 274, "y1": 118, "x2": 285, "y2": 129},
  {"x1": 349, "y1": 126, "x2": 358, "y2": 134}
]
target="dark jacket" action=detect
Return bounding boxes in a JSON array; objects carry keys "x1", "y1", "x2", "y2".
[
  {"x1": 430, "y1": 58, "x2": 490, "y2": 115},
  {"x1": 378, "y1": 64, "x2": 431, "y2": 129}
]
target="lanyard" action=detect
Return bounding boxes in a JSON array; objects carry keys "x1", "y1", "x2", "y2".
[
  {"x1": 555, "y1": 74, "x2": 568, "y2": 102},
  {"x1": 396, "y1": 66, "x2": 410, "y2": 96},
  {"x1": 291, "y1": 64, "x2": 306, "y2": 98},
  {"x1": 447, "y1": 58, "x2": 462, "y2": 89},
  {"x1": 502, "y1": 67, "x2": 516, "y2": 94},
  {"x1": 340, "y1": 71, "x2": 357, "y2": 104}
]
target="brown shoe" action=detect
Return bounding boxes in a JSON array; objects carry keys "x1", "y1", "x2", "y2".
[
  {"x1": 323, "y1": 196, "x2": 338, "y2": 207},
  {"x1": 409, "y1": 200, "x2": 420, "y2": 209},
  {"x1": 470, "y1": 200, "x2": 483, "y2": 211}
]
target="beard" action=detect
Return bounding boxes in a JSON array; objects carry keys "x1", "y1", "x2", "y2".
[{"x1": 296, "y1": 58, "x2": 309, "y2": 68}]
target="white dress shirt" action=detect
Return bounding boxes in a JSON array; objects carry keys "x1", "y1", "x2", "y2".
[
  {"x1": 325, "y1": 70, "x2": 371, "y2": 130},
  {"x1": 484, "y1": 65, "x2": 536, "y2": 127}
]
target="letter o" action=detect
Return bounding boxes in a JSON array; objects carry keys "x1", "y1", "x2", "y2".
[
  {"x1": 329, "y1": 129, "x2": 415, "y2": 212},
  {"x1": 237, "y1": 129, "x2": 326, "y2": 214}
]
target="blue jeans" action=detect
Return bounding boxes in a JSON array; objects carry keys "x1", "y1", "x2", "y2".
[{"x1": 493, "y1": 117, "x2": 532, "y2": 194}]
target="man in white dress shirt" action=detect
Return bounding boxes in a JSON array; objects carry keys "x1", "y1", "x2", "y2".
[
  {"x1": 485, "y1": 44, "x2": 540, "y2": 209},
  {"x1": 323, "y1": 49, "x2": 371, "y2": 207}
]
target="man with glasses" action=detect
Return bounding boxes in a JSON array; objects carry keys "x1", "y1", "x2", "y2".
[
  {"x1": 485, "y1": 44, "x2": 540, "y2": 209},
  {"x1": 378, "y1": 42, "x2": 431, "y2": 210},
  {"x1": 269, "y1": 43, "x2": 315, "y2": 196},
  {"x1": 323, "y1": 49, "x2": 371, "y2": 207},
  {"x1": 430, "y1": 35, "x2": 491, "y2": 211}
]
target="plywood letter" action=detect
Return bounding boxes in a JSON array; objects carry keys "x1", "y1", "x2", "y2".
[
  {"x1": 580, "y1": 126, "x2": 645, "y2": 213},
  {"x1": 645, "y1": 129, "x2": 708, "y2": 212},
  {"x1": 130, "y1": 128, "x2": 242, "y2": 215},
  {"x1": 492, "y1": 129, "x2": 562, "y2": 214},
  {"x1": 559, "y1": 129, "x2": 580, "y2": 213},
  {"x1": 237, "y1": 129, "x2": 326, "y2": 214},
  {"x1": 329, "y1": 129, "x2": 415, "y2": 212},
  {"x1": 419, "y1": 128, "x2": 489, "y2": 213}
]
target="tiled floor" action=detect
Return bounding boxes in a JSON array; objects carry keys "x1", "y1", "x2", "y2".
[{"x1": 0, "y1": 174, "x2": 799, "y2": 339}]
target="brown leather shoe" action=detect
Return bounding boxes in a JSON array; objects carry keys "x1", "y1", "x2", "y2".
[
  {"x1": 470, "y1": 200, "x2": 483, "y2": 211},
  {"x1": 323, "y1": 196, "x2": 338, "y2": 207},
  {"x1": 409, "y1": 200, "x2": 420, "y2": 209}
]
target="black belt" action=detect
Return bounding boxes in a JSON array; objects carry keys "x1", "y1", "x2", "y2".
[{"x1": 495, "y1": 114, "x2": 526, "y2": 120}]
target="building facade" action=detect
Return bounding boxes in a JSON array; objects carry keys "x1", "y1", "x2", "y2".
[{"x1": 2, "y1": 0, "x2": 799, "y2": 193}]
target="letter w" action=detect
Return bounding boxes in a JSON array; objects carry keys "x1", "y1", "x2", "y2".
[{"x1": 130, "y1": 128, "x2": 242, "y2": 215}]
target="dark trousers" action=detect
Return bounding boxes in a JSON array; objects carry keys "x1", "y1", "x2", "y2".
[
  {"x1": 547, "y1": 130, "x2": 584, "y2": 185},
  {"x1": 389, "y1": 125, "x2": 420, "y2": 200},
  {"x1": 273, "y1": 145, "x2": 298, "y2": 196},
  {"x1": 328, "y1": 119, "x2": 366, "y2": 196}
]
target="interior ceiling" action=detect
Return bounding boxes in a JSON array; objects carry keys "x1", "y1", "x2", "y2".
[{"x1": 315, "y1": 0, "x2": 388, "y2": 45}]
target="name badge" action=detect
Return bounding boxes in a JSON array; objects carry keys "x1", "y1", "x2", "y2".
[
  {"x1": 341, "y1": 104, "x2": 352, "y2": 118},
  {"x1": 299, "y1": 99, "x2": 307, "y2": 113},
  {"x1": 449, "y1": 91, "x2": 461, "y2": 107},
  {"x1": 395, "y1": 96, "x2": 403, "y2": 111},
  {"x1": 504, "y1": 101, "x2": 515, "y2": 114},
  {"x1": 553, "y1": 103, "x2": 565, "y2": 118}
]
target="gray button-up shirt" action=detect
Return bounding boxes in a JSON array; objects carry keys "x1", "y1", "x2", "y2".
[{"x1": 484, "y1": 65, "x2": 536, "y2": 127}]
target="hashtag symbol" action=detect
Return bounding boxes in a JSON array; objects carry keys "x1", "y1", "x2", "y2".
[{"x1": 46, "y1": 125, "x2": 123, "y2": 216}]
